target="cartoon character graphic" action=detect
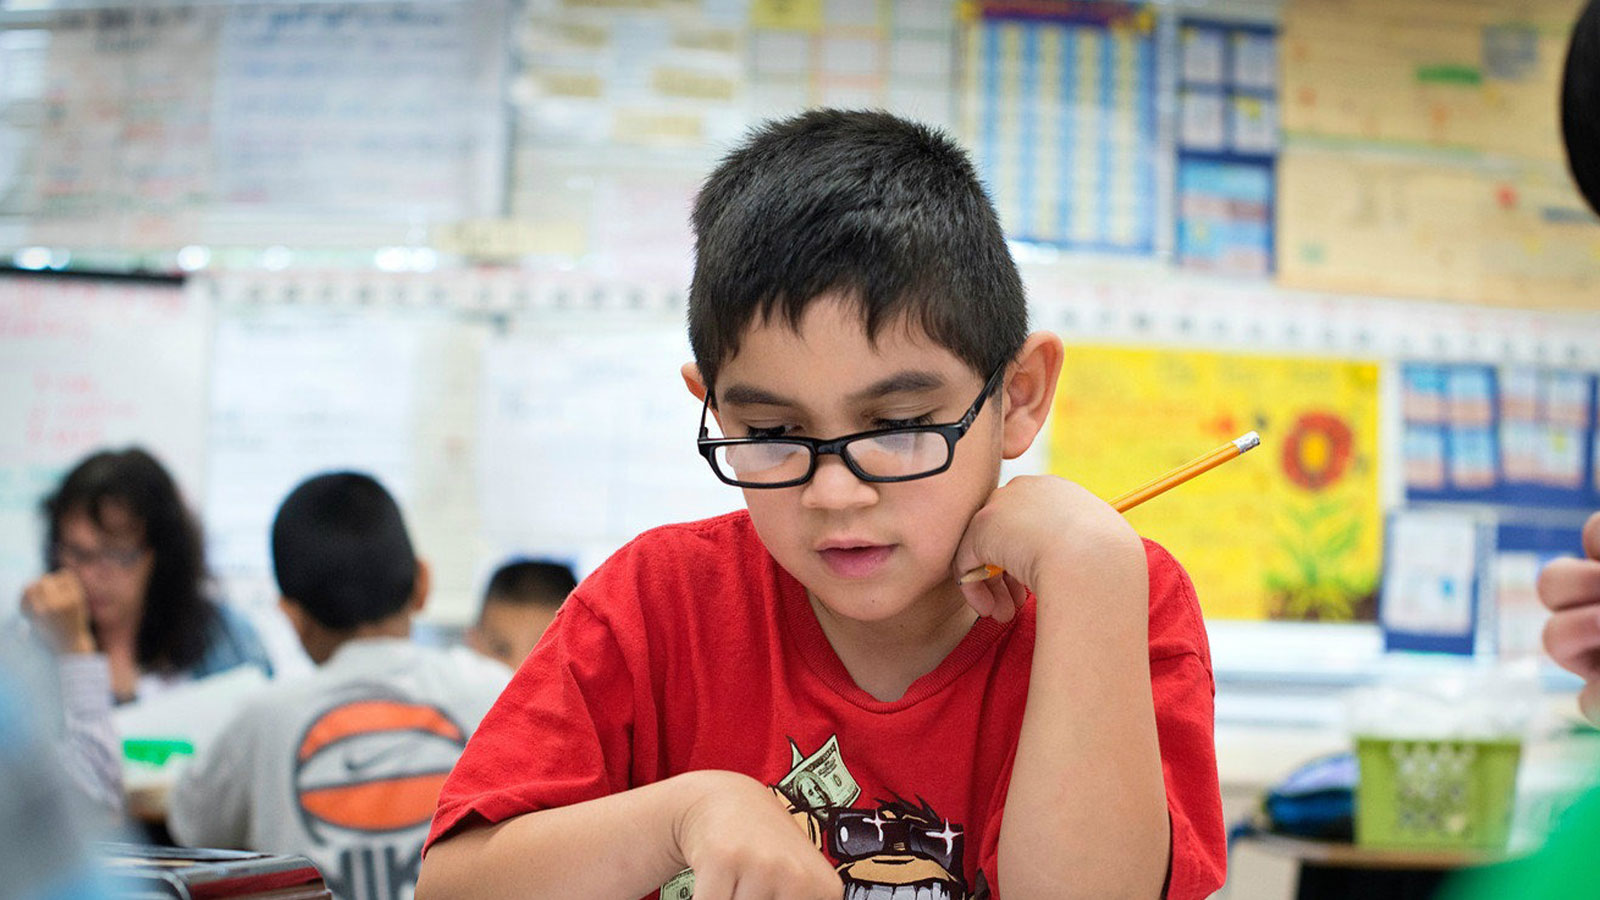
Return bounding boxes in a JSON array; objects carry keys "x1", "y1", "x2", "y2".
[{"x1": 828, "y1": 799, "x2": 967, "y2": 900}]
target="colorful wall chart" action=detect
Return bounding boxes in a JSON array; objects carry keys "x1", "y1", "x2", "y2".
[
  {"x1": 1050, "y1": 347, "x2": 1381, "y2": 622},
  {"x1": 962, "y1": 1, "x2": 1157, "y2": 253},
  {"x1": 1276, "y1": 0, "x2": 1600, "y2": 309},
  {"x1": 1400, "y1": 362, "x2": 1599, "y2": 508},
  {"x1": 1175, "y1": 19, "x2": 1278, "y2": 276}
]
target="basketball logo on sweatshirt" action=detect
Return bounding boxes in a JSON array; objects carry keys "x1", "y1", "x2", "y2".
[{"x1": 293, "y1": 698, "x2": 467, "y2": 837}]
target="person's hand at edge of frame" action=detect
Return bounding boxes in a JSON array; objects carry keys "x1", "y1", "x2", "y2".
[{"x1": 1540, "y1": 511, "x2": 1600, "y2": 726}]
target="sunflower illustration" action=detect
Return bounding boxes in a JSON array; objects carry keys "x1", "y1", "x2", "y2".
[{"x1": 1282, "y1": 412, "x2": 1353, "y2": 491}]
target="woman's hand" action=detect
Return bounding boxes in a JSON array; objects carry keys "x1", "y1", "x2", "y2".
[{"x1": 21, "y1": 570, "x2": 95, "y2": 655}]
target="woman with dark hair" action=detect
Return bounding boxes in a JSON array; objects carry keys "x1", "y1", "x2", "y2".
[{"x1": 20, "y1": 447, "x2": 271, "y2": 703}]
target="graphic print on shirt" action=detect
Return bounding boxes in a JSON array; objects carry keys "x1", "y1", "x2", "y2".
[
  {"x1": 294, "y1": 698, "x2": 468, "y2": 900},
  {"x1": 661, "y1": 735, "x2": 981, "y2": 900}
]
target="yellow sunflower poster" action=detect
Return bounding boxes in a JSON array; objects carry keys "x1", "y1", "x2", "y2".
[{"x1": 1049, "y1": 346, "x2": 1381, "y2": 621}]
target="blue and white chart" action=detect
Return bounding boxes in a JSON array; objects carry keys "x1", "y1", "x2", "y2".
[{"x1": 964, "y1": 2, "x2": 1158, "y2": 253}]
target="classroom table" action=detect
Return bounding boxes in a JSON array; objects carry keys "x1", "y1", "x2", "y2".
[
  {"x1": 98, "y1": 842, "x2": 334, "y2": 899},
  {"x1": 1235, "y1": 829, "x2": 1515, "y2": 900}
]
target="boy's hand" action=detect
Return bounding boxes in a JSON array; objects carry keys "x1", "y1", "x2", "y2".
[
  {"x1": 673, "y1": 770, "x2": 842, "y2": 900},
  {"x1": 20, "y1": 570, "x2": 95, "y2": 655},
  {"x1": 953, "y1": 474, "x2": 1144, "y2": 623},
  {"x1": 1540, "y1": 511, "x2": 1600, "y2": 724}
]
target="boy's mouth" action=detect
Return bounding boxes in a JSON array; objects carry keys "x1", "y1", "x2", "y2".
[{"x1": 817, "y1": 543, "x2": 895, "y2": 578}]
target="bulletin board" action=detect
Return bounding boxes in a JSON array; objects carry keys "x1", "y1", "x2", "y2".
[
  {"x1": 1280, "y1": 0, "x2": 1582, "y2": 163},
  {"x1": 502, "y1": 0, "x2": 963, "y2": 284},
  {"x1": 1174, "y1": 18, "x2": 1278, "y2": 276},
  {"x1": 1277, "y1": 148, "x2": 1600, "y2": 310},
  {"x1": 1400, "y1": 362, "x2": 1599, "y2": 509},
  {"x1": 3, "y1": 1, "x2": 510, "y2": 254},
  {"x1": 1276, "y1": 0, "x2": 1600, "y2": 309},
  {"x1": 1050, "y1": 345, "x2": 1382, "y2": 623}
]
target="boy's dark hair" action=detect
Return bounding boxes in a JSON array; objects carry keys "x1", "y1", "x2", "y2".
[
  {"x1": 43, "y1": 447, "x2": 217, "y2": 673},
  {"x1": 271, "y1": 472, "x2": 416, "y2": 631},
  {"x1": 687, "y1": 109, "x2": 1028, "y2": 396},
  {"x1": 1564, "y1": 0, "x2": 1600, "y2": 213},
  {"x1": 483, "y1": 560, "x2": 576, "y2": 612}
]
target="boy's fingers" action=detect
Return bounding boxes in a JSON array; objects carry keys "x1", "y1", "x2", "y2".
[
  {"x1": 988, "y1": 587, "x2": 1017, "y2": 624},
  {"x1": 960, "y1": 582, "x2": 996, "y2": 618},
  {"x1": 1536, "y1": 557, "x2": 1600, "y2": 612},
  {"x1": 1583, "y1": 511, "x2": 1600, "y2": 561},
  {"x1": 1003, "y1": 573, "x2": 1028, "y2": 609},
  {"x1": 690, "y1": 871, "x2": 731, "y2": 900},
  {"x1": 983, "y1": 580, "x2": 1016, "y2": 622},
  {"x1": 1542, "y1": 606, "x2": 1600, "y2": 680}
]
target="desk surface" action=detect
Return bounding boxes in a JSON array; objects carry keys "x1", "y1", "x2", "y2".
[{"x1": 1239, "y1": 830, "x2": 1516, "y2": 871}]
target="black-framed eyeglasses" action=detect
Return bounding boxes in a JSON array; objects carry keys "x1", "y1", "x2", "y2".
[
  {"x1": 54, "y1": 542, "x2": 147, "y2": 571},
  {"x1": 696, "y1": 362, "x2": 1007, "y2": 489}
]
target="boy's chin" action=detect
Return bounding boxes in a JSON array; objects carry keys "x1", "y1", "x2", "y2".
[{"x1": 808, "y1": 577, "x2": 965, "y2": 623}]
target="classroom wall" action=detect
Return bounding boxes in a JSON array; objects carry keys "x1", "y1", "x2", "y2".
[
  {"x1": 1, "y1": 0, "x2": 1598, "y2": 705},
  {"x1": 5, "y1": 3, "x2": 1600, "y2": 897}
]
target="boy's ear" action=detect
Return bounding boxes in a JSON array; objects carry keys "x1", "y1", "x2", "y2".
[
  {"x1": 1000, "y1": 331, "x2": 1065, "y2": 460},
  {"x1": 683, "y1": 362, "x2": 724, "y2": 433},
  {"x1": 409, "y1": 558, "x2": 431, "y2": 614},
  {"x1": 681, "y1": 362, "x2": 708, "y2": 403}
]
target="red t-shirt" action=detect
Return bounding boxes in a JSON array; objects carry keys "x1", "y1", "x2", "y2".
[{"x1": 428, "y1": 511, "x2": 1225, "y2": 899}]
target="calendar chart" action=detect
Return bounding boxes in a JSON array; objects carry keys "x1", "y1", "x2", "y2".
[{"x1": 963, "y1": 2, "x2": 1157, "y2": 253}]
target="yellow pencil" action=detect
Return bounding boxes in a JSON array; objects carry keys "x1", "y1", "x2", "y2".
[{"x1": 957, "y1": 431, "x2": 1261, "y2": 585}]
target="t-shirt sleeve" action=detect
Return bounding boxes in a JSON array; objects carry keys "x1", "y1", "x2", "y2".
[
  {"x1": 1144, "y1": 540, "x2": 1227, "y2": 900},
  {"x1": 425, "y1": 597, "x2": 637, "y2": 853}
]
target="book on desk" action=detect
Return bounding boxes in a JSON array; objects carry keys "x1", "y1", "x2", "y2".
[{"x1": 98, "y1": 842, "x2": 333, "y2": 899}]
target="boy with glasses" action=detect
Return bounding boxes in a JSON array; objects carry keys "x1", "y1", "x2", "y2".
[{"x1": 419, "y1": 110, "x2": 1225, "y2": 900}]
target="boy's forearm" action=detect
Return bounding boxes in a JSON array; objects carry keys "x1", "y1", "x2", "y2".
[
  {"x1": 417, "y1": 772, "x2": 707, "y2": 899},
  {"x1": 999, "y1": 543, "x2": 1170, "y2": 900}
]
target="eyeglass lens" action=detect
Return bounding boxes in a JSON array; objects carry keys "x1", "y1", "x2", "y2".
[
  {"x1": 712, "y1": 430, "x2": 951, "y2": 485},
  {"x1": 57, "y1": 543, "x2": 144, "y2": 570}
]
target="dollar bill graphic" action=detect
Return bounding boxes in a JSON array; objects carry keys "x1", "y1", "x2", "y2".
[
  {"x1": 661, "y1": 868, "x2": 695, "y2": 900},
  {"x1": 777, "y1": 735, "x2": 861, "y2": 812}
]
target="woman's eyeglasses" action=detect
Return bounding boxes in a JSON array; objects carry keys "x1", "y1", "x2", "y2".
[{"x1": 55, "y1": 542, "x2": 147, "y2": 571}]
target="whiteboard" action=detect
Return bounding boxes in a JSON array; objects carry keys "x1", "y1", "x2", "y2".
[
  {"x1": 478, "y1": 315, "x2": 742, "y2": 581},
  {"x1": 202, "y1": 303, "x2": 491, "y2": 623},
  {"x1": 0, "y1": 272, "x2": 210, "y2": 612}
]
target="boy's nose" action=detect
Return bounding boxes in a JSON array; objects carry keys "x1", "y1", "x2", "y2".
[{"x1": 799, "y1": 454, "x2": 877, "y2": 510}]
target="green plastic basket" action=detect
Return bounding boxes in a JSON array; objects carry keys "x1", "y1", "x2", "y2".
[{"x1": 1354, "y1": 736, "x2": 1521, "y2": 851}]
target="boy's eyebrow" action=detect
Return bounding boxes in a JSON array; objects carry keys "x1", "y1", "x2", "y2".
[
  {"x1": 848, "y1": 370, "x2": 948, "y2": 401},
  {"x1": 718, "y1": 370, "x2": 948, "y2": 408}
]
